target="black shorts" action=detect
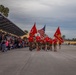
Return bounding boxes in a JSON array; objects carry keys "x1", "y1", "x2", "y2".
[
  {"x1": 37, "y1": 42, "x2": 41, "y2": 46},
  {"x1": 54, "y1": 44, "x2": 57, "y2": 47},
  {"x1": 49, "y1": 44, "x2": 52, "y2": 46}
]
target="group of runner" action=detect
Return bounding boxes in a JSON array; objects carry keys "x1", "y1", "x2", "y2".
[{"x1": 28, "y1": 34, "x2": 61, "y2": 52}]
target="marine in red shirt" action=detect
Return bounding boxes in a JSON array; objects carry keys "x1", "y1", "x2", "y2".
[
  {"x1": 40, "y1": 38, "x2": 46, "y2": 50},
  {"x1": 48, "y1": 38, "x2": 53, "y2": 51},
  {"x1": 28, "y1": 34, "x2": 34, "y2": 51},
  {"x1": 44, "y1": 36, "x2": 50, "y2": 50},
  {"x1": 36, "y1": 35, "x2": 41, "y2": 51},
  {"x1": 53, "y1": 38, "x2": 58, "y2": 52}
]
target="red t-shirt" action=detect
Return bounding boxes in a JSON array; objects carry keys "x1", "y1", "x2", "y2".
[
  {"x1": 36, "y1": 36, "x2": 41, "y2": 42},
  {"x1": 49, "y1": 39, "x2": 53, "y2": 44},
  {"x1": 44, "y1": 37, "x2": 50, "y2": 42},
  {"x1": 40, "y1": 39, "x2": 45, "y2": 43},
  {"x1": 53, "y1": 38, "x2": 57, "y2": 44},
  {"x1": 28, "y1": 36, "x2": 33, "y2": 42}
]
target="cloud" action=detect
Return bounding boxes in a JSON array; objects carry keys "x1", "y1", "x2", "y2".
[{"x1": 0, "y1": 0, "x2": 76, "y2": 38}]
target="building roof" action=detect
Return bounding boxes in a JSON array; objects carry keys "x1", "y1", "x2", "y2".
[{"x1": 0, "y1": 14, "x2": 25, "y2": 36}]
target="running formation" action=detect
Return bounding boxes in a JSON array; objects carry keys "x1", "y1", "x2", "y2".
[{"x1": 28, "y1": 34, "x2": 61, "y2": 52}]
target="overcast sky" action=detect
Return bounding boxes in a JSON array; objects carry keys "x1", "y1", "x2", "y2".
[{"x1": 0, "y1": 0, "x2": 76, "y2": 39}]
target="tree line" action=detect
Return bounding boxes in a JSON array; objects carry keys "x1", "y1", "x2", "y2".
[
  {"x1": 62, "y1": 35, "x2": 76, "y2": 41},
  {"x1": 0, "y1": 5, "x2": 9, "y2": 17}
]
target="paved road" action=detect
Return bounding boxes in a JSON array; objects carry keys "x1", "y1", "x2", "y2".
[{"x1": 0, "y1": 45, "x2": 76, "y2": 75}]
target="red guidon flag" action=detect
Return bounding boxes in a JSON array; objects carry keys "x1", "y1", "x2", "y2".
[
  {"x1": 54, "y1": 27, "x2": 64, "y2": 43},
  {"x1": 29, "y1": 23, "x2": 37, "y2": 36}
]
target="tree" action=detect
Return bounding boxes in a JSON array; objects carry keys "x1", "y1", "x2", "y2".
[
  {"x1": 0, "y1": 5, "x2": 9, "y2": 17},
  {"x1": 62, "y1": 35, "x2": 66, "y2": 40},
  {"x1": 24, "y1": 30, "x2": 28, "y2": 34},
  {"x1": 72, "y1": 38, "x2": 76, "y2": 41}
]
